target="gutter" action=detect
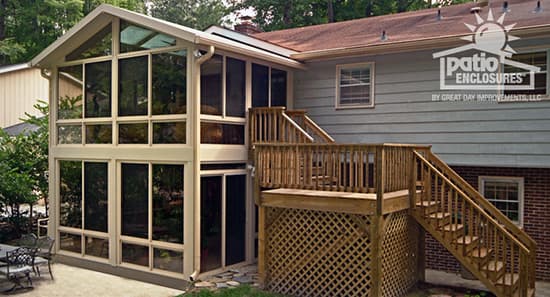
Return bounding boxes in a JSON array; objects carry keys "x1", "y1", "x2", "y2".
[
  {"x1": 190, "y1": 45, "x2": 215, "y2": 281},
  {"x1": 291, "y1": 24, "x2": 550, "y2": 61}
]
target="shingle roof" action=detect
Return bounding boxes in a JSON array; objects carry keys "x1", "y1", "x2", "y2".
[{"x1": 252, "y1": 0, "x2": 550, "y2": 53}]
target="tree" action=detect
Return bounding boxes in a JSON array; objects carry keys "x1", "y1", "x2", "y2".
[
  {"x1": 150, "y1": 0, "x2": 234, "y2": 30},
  {"x1": 0, "y1": 101, "x2": 49, "y2": 235},
  {"x1": 83, "y1": 0, "x2": 146, "y2": 15}
]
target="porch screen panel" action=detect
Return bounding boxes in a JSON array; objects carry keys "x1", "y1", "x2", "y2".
[
  {"x1": 84, "y1": 162, "x2": 108, "y2": 232},
  {"x1": 152, "y1": 164, "x2": 184, "y2": 243},
  {"x1": 119, "y1": 56, "x2": 148, "y2": 116},
  {"x1": 226, "y1": 57, "x2": 246, "y2": 117},
  {"x1": 57, "y1": 65, "x2": 83, "y2": 120},
  {"x1": 225, "y1": 174, "x2": 246, "y2": 266},
  {"x1": 66, "y1": 23, "x2": 112, "y2": 61},
  {"x1": 270, "y1": 68, "x2": 287, "y2": 107},
  {"x1": 59, "y1": 161, "x2": 82, "y2": 228},
  {"x1": 200, "y1": 176, "x2": 222, "y2": 271},
  {"x1": 152, "y1": 51, "x2": 187, "y2": 115},
  {"x1": 85, "y1": 61, "x2": 112, "y2": 118},
  {"x1": 252, "y1": 63, "x2": 269, "y2": 107},
  {"x1": 121, "y1": 163, "x2": 149, "y2": 239},
  {"x1": 200, "y1": 54, "x2": 223, "y2": 115}
]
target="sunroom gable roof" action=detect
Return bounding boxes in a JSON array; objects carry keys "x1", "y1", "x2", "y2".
[{"x1": 31, "y1": 4, "x2": 304, "y2": 69}]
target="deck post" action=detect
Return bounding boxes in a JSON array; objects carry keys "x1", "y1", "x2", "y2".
[
  {"x1": 376, "y1": 146, "x2": 385, "y2": 215},
  {"x1": 257, "y1": 205, "x2": 266, "y2": 289}
]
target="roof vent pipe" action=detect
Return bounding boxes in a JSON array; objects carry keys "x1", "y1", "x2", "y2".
[
  {"x1": 381, "y1": 30, "x2": 388, "y2": 41},
  {"x1": 534, "y1": 0, "x2": 542, "y2": 13},
  {"x1": 436, "y1": 9, "x2": 442, "y2": 20},
  {"x1": 503, "y1": 1, "x2": 510, "y2": 12},
  {"x1": 470, "y1": 6, "x2": 482, "y2": 13}
]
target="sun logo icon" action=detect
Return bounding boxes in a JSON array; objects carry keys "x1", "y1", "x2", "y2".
[{"x1": 461, "y1": 9, "x2": 518, "y2": 58}]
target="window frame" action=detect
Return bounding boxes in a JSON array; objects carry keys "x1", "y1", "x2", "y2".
[
  {"x1": 502, "y1": 49, "x2": 549, "y2": 98},
  {"x1": 57, "y1": 159, "x2": 110, "y2": 262},
  {"x1": 335, "y1": 62, "x2": 375, "y2": 109},
  {"x1": 479, "y1": 176, "x2": 524, "y2": 226}
]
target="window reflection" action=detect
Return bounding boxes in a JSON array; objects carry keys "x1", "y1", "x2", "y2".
[
  {"x1": 153, "y1": 122, "x2": 186, "y2": 144},
  {"x1": 67, "y1": 24, "x2": 112, "y2": 61},
  {"x1": 85, "y1": 237, "x2": 109, "y2": 259},
  {"x1": 119, "y1": 123, "x2": 148, "y2": 144},
  {"x1": 58, "y1": 65, "x2": 83, "y2": 119},
  {"x1": 152, "y1": 51, "x2": 187, "y2": 115},
  {"x1": 58, "y1": 125, "x2": 82, "y2": 144},
  {"x1": 85, "y1": 61, "x2": 112, "y2": 118},
  {"x1": 120, "y1": 21, "x2": 176, "y2": 53},
  {"x1": 271, "y1": 68, "x2": 287, "y2": 107},
  {"x1": 84, "y1": 162, "x2": 108, "y2": 232},
  {"x1": 252, "y1": 64, "x2": 269, "y2": 107},
  {"x1": 154, "y1": 248, "x2": 183, "y2": 273},
  {"x1": 59, "y1": 161, "x2": 82, "y2": 228},
  {"x1": 85, "y1": 124, "x2": 112, "y2": 144},
  {"x1": 201, "y1": 122, "x2": 244, "y2": 144},
  {"x1": 122, "y1": 243, "x2": 149, "y2": 266},
  {"x1": 226, "y1": 57, "x2": 246, "y2": 117},
  {"x1": 119, "y1": 56, "x2": 148, "y2": 116},
  {"x1": 200, "y1": 55, "x2": 222, "y2": 115},
  {"x1": 152, "y1": 165, "x2": 184, "y2": 243},
  {"x1": 121, "y1": 164, "x2": 149, "y2": 239}
]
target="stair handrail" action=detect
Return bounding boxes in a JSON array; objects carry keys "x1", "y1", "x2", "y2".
[
  {"x1": 285, "y1": 109, "x2": 335, "y2": 143},
  {"x1": 249, "y1": 107, "x2": 314, "y2": 144},
  {"x1": 424, "y1": 151, "x2": 536, "y2": 252},
  {"x1": 414, "y1": 151, "x2": 530, "y2": 255}
]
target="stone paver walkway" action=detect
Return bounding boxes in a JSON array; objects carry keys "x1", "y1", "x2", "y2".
[{"x1": 0, "y1": 263, "x2": 185, "y2": 297}]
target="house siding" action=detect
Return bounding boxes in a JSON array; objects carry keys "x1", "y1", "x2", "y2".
[
  {"x1": 426, "y1": 166, "x2": 550, "y2": 281},
  {"x1": 294, "y1": 45, "x2": 550, "y2": 168},
  {"x1": 0, "y1": 67, "x2": 48, "y2": 128}
]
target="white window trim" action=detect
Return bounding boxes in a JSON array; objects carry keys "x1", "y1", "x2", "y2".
[
  {"x1": 501, "y1": 48, "x2": 549, "y2": 99},
  {"x1": 335, "y1": 62, "x2": 375, "y2": 109},
  {"x1": 479, "y1": 176, "x2": 524, "y2": 227}
]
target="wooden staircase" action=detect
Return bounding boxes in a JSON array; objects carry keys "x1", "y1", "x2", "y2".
[
  {"x1": 249, "y1": 107, "x2": 537, "y2": 297},
  {"x1": 412, "y1": 151, "x2": 536, "y2": 297}
]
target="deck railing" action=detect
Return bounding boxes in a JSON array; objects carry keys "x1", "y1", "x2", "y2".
[
  {"x1": 413, "y1": 151, "x2": 536, "y2": 296},
  {"x1": 255, "y1": 143, "x2": 427, "y2": 195},
  {"x1": 249, "y1": 107, "x2": 313, "y2": 144}
]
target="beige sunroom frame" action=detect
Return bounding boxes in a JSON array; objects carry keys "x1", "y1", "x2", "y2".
[{"x1": 36, "y1": 4, "x2": 304, "y2": 283}]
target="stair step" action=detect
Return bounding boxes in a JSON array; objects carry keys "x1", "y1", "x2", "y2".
[
  {"x1": 469, "y1": 247, "x2": 493, "y2": 261},
  {"x1": 415, "y1": 201, "x2": 440, "y2": 214},
  {"x1": 496, "y1": 272, "x2": 519, "y2": 288},
  {"x1": 441, "y1": 223, "x2": 464, "y2": 238},
  {"x1": 427, "y1": 212, "x2": 451, "y2": 227},
  {"x1": 455, "y1": 235, "x2": 479, "y2": 245},
  {"x1": 481, "y1": 260, "x2": 506, "y2": 280}
]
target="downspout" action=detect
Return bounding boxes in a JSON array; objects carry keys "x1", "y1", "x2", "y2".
[{"x1": 190, "y1": 45, "x2": 214, "y2": 281}]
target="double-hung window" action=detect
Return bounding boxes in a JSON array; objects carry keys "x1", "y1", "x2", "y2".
[
  {"x1": 336, "y1": 63, "x2": 375, "y2": 108},
  {"x1": 504, "y1": 51, "x2": 548, "y2": 96},
  {"x1": 479, "y1": 176, "x2": 524, "y2": 226}
]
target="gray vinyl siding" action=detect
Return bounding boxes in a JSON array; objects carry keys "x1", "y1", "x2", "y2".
[{"x1": 293, "y1": 44, "x2": 550, "y2": 168}]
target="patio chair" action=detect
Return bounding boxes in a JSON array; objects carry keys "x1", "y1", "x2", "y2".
[
  {"x1": 33, "y1": 236, "x2": 55, "y2": 279},
  {"x1": 0, "y1": 247, "x2": 36, "y2": 292},
  {"x1": 18, "y1": 233, "x2": 38, "y2": 248}
]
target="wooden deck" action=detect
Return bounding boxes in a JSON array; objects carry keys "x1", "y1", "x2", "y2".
[{"x1": 261, "y1": 188, "x2": 411, "y2": 215}]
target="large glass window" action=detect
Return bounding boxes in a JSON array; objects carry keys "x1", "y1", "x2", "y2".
[
  {"x1": 336, "y1": 63, "x2": 374, "y2": 108},
  {"x1": 119, "y1": 123, "x2": 148, "y2": 144},
  {"x1": 120, "y1": 163, "x2": 185, "y2": 274},
  {"x1": 58, "y1": 65, "x2": 83, "y2": 120},
  {"x1": 201, "y1": 122, "x2": 244, "y2": 145},
  {"x1": 226, "y1": 57, "x2": 246, "y2": 117},
  {"x1": 120, "y1": 21, "x2": 176, "y2": 53},
  {"x1": 152, "y1": 51, "x2": 187, "y2": 115},
  {"x1": 59, "y1": 160, "x2": 109, "y2": 257},
  {"x1": 121, "y1": 163, "x2": 149, "y2": 239},
  {"x1": 480, "y1": 177, "x2": 524, "y2": 225},
  {"x1": 200, "y1": 173, "x2": 247, "y2": 272},
  {"x1": 66, "y1": 23, "x2": 112, "y2": 61},
  {"x1": 201, "y1": 55, "x2": 223, "y2": 115},
  {"x1": 153, "y1": 122, "x2": 186, "y2": 144},
  {"x1": 252, "y1": 63, "x2": 287, "y2": 108},
  {"x1": 119, "y1": 56, "x2": 148, "y2": 116},
  {"x1": 85, "y1": 61, "x2": 112, "y2": 118}
]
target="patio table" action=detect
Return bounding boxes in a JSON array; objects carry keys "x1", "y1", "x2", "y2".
[{"x1": 0, "y1": 244, "x2": 19, "y2": 260}]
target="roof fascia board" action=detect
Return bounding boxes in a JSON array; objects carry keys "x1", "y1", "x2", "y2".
[
  {"x1": 0, "y1": 63, "x2": 31, "y2": 75},
  {"x1": 204, "y1": 26, "x2": 298, "y2": 58},
  {"x1": 292, "y1": 25, "x2": 550, "y2": 61},
  {"x1": 195, "y1": 34, "x2": 306, "y2": 70}
]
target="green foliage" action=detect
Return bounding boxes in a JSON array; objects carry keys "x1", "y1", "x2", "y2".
[
  {"x1": 0, "y1": 38, "x2": 26, "y2": 64},
  {"x1": 150, "y1": 0, "x2": 234, "y2": 30},
  {"x1": 239, "y1": 0, "x2": 473, "y2": 31},
  {"x1": 183, "y1": 285, "x2": 287, "y2": 297},
  {"x1": 0, "y1": 101, "x2": 49, "y2": 233}
]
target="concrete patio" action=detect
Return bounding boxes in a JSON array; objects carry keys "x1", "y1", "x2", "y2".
[{"x1": 0, "y1": 263, "x2": 185, "y2": 297}]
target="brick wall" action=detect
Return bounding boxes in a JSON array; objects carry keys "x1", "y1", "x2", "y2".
[{"x1": 424, "y1": 166, "x2": 550, "y2": 280}]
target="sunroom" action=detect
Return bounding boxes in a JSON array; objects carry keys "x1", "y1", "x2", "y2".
[{"x1": 30, "y1": 4, "x2": 303, "y2": 286}]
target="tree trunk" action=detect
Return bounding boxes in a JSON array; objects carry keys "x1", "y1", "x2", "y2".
[
  {"x1": 283, "y1": 1, "x2": 292, "y2": 27},
  {"x1": 327, "y1": 0, "x2": 334, "y2": 23}
]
